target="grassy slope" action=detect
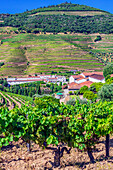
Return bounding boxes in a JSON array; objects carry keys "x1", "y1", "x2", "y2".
[
  {"x1": 0, "y1": 32, "x2": 113, "y2": 76},
  {"x1": 32, "y1": 11, "x2": 108, "y2": 16},
  {"x1": 27, "y1": 2, "x2": 110, "y2": 16}
]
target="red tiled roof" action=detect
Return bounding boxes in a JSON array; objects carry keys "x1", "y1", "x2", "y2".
[
  {"x1": 68, "y1": 82, "x2": 81, "y2": 90},
  {"x1": 89, "y1": 74, "x2": 104, "y2": 80},
  {"x1": 71, "y1": 75, "x2": 83, "y2": 79},
  {"x1": 79, "y1": 81, "x2": 93, "y2": 88},
  {"x1": 82, "y1": 72, "x2": 103, "y2": 76},
  {"x1": 75, "y1": 77, "x2": 87, "y2": 81}
]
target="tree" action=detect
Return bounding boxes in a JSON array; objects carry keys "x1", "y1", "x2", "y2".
[
  {"x1": 98, "y1": 83, "x2": 113, "y2": 157},
  {"x1": 105, "y1": 77, "x2": 113, "y2": 84},
  {"x1": 83, "y1": 91, "x2": 96, "y2": 100},
  {"x1": 36, "y1": 85, "x2": 41, "y2": 95},
  {"x1": 90, "y1": 82, "x2": 103, "y2": 92},
  {"x1": 103, "y1": 63, "x2": 113, "y2": 78},
  {"x1": 79, "y1": 85, "x2": 88, "y2": 94},
  {"x1": 69, "y1": 91, "x2": 73, "y2": 95},
  {"x1": 24, "y1": 88, "x2": 27, "y2": 96},
  {"x1": 98, "y1": 84, "x2": 113, "y2": 101},
  {"x1": 94, "y1": 35, "x2": 102, "y2": 42}
]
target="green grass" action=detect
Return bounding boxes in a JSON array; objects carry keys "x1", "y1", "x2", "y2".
[{"x1": 34, "y1": 11, "x2": 108, "y2": 16}]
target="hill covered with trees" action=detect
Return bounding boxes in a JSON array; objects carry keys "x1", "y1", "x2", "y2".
[
  {"x1": 0, "y1": 2, "x2": 112, "y2": 34},
  {"x1": 0, "y1": 3, "x2": 113, "y2": 76}
]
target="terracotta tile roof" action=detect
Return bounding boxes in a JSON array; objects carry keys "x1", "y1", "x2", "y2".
[
  {"x1": 75, "y1": 77, "x2": 87, "y2": 81},
  {"x1": 71, "y1": 75, "x2": 84, "y2": 79},
  {"x1": 81, "y1": 72, "x2": 93, "y2": 77},
  {"x1": 82, "y1": 72, "x2": 103, "y2": 77},
  {"x1": 68, "y1": 82, "x2": 81, "y2": 90},
  {"x1": 89, "y1": 74, "x2": 104, "y2": 80},
  {"x1": 79, "y1": 81, "x2": 93, "y2": 88}
]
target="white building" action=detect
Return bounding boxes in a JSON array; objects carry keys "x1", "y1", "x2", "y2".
[
  {"x1": 7, "y1": 79, "x2": 43, "y2": 85},
  {"x1": 7, "y1": 75, "x2": 66, "y2": 85},
  {"x1": 57, "y1": 76, "x2": 66, "y2": 82},
  {"x1": 88, "y1": 74, "x2": 105, "y2": 83},
  {"x1": 69, "y1": 75, "x2": 87, "y2": 84}
]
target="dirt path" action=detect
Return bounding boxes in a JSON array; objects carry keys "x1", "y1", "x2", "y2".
[
  {"x1": 6, "y1": 94, "x2": 21, "y2": 108},
  {"x1": 0, "y1": 92, "x2": 13, "y2": 110},
  {"x1": 12, "y1": 96, "x2": 25, "y2": 105}
]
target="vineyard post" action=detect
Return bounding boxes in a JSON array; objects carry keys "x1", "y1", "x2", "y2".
[
  {"x1": 26, "y1": 113, "x2": 31, "y2": 152},
  {"x1": 106, "y1": 134, "x2": 109, "y2": 157}
]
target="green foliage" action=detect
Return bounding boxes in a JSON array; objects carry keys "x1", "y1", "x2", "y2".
[
  {"x1": 1, "y1": 99, "x2": 113, "y2": 162},
  {"x1": 79, "y1": 85, "x2": 88, "y2": 94},
  {"x1": 0, "y1": 62, "x2": 4, "y2": 67},
  {"x1": 69, "y1": 91, "x2": 73, "y2": 95},
  {"x1": 66, "y1": 98, "x2": 75, "y2": 105},
  {"x1": 94, "y1": 36, "x2": 102, "y2": 42},
  {"x1": 98, "y1": 83, "x2": 113, "y2": 101},
  {"x1": 0, "y1": 3, "x2": 112, "y2": 35},
  {"x1": 106, "y1": 77, "x2": 113, "y2": 84},
  {"x1": 76, "y1": 97, "x2": 88, "y2": 104},
  {"x1": 83, "y1": 91, "x2": 96, "y2": 100},
  {"x1": 103, "y1": 63, "x2": 113, "y2": 77},
  {"x1": 0, "y1": 78, "x2": 42, "y2": 97},
  {"x1": 105, "y1": 75, "x2": 111, "y2": 81},
  {"x1": 90, "y1": 82, "x2": 103, "y2": 92},
  {"x1": 34, "y1": 96, "x2": 60, "y2": 108}
]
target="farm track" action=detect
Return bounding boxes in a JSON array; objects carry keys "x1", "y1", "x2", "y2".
[
  {"x1": 6, "y1": 94, "x2": 21, "y2": 108},
  {"x1": 11, "y1": 95, "x2": 25, "y2": 105},
  {"x1": 0, "y1": 92, "x2": 13, "y2": 110}
]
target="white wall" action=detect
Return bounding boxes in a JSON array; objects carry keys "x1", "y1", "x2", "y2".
[
  {"x1": 75, "y1": 79, "x2": 86, "y2": 84},
  {"x1": 89, "y1": 77, "x2": 105, "y2": 83},
  {"x1": 69, "y1": 76, "x2": 75, "y2": 83}
]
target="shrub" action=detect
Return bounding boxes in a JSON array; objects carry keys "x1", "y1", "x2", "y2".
[
  {"x1": 94, "y1": 35, "x2": 102, "y2": 42},
  {"x1": 69, "y1": 91, "x2": 73, "y2": 95},
  {"x1": 79, "y1": 85, "x2": 88, "y2": 94},
  {"x1": 76, "y1": 97, "x2": 88, "y2": 104},
  {"x1": 98, "y1": 83, "x2": 113, "y2": 101},
  {"x1": 90, "y1": 82, "x2": 103, "y2": 92},
  {"x1": 66, "y1": 98, "x2": 75, "y2": 105},
  {"x1": 83, "y1": 91, "x2": 96, "y2": 100}
]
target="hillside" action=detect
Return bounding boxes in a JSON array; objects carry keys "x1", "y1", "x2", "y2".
[
  {"x1": 0, "y1": 3, "x2": 112, "y2": 34},
  {"x1": 0, "y1": 32, "x2": 113, "y2": 76},
  {"x1": 0, "y1": 3, "x2": 113, "y2": 76},
  {"x1": 26, "y1": 2, "x2": 110, "y2": 16}
]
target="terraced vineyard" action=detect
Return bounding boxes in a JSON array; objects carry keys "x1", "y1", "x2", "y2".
[
  {"x1": 0, "y1": 33, "x2": 110, "y2": 76},
  {"x1": 32, "y1": 10, "x2": 108, "y2": 16},
  {"x1": 0, "y1": 91, "x2": 34, "y2": 109}
]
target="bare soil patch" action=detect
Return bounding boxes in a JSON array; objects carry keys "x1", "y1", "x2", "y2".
[{"x1": 1, "y1": 137, "x2": 113, "y2": 169}]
